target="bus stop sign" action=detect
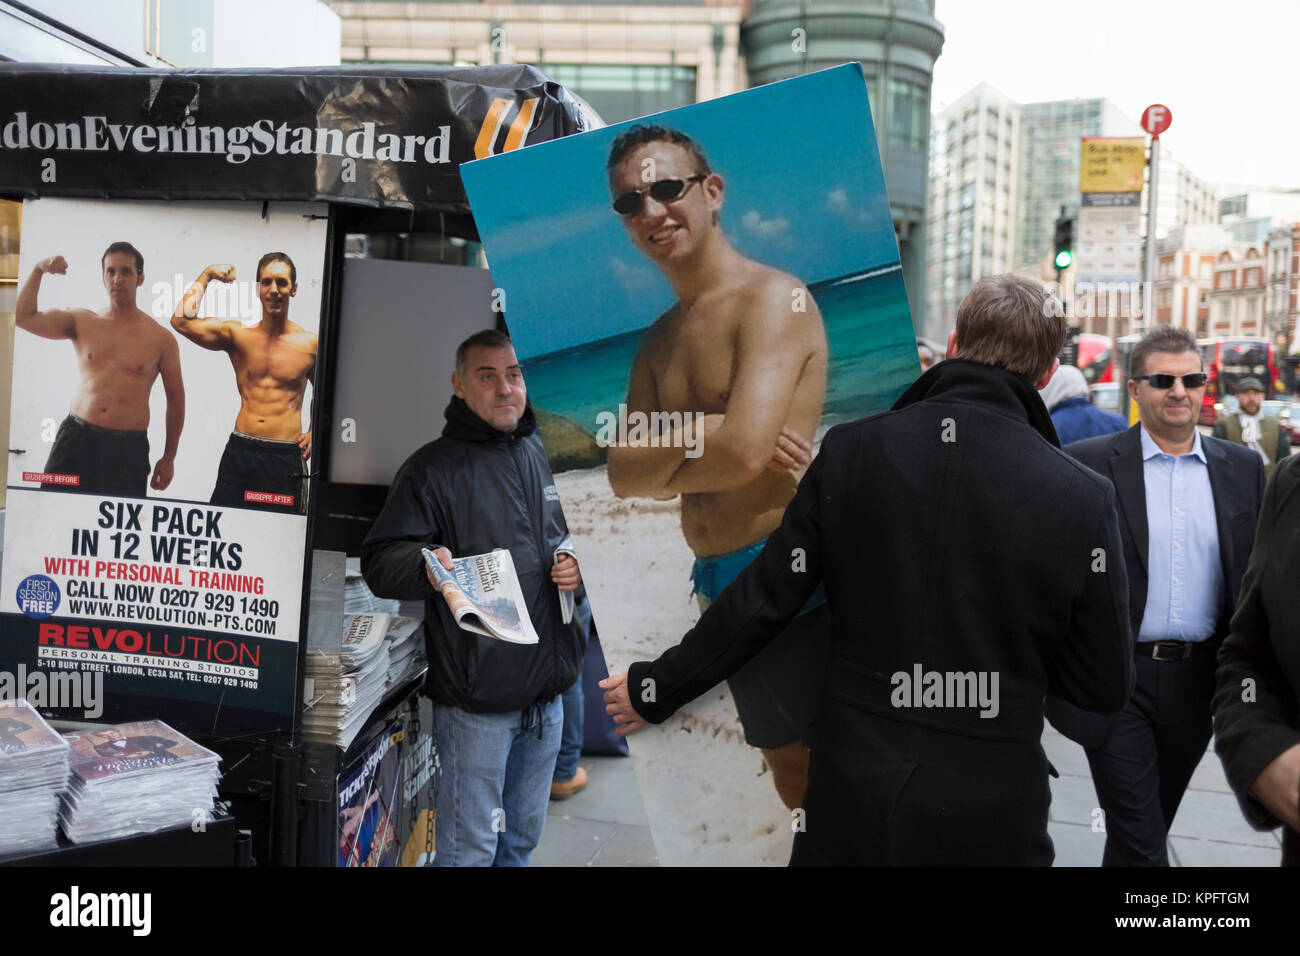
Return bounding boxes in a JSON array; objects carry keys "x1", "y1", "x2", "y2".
[{"x1": 1141, "y1": 104, "x2": 1172, "y2": 138}]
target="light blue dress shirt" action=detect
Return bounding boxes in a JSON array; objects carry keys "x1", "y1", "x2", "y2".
[{"x1": 1138, "y1": 426, "x2": 1223, "y2": 643}]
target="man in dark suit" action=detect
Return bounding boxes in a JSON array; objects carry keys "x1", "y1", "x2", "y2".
[
  {"x1": 1213, "y1": 453, "x2": 1300, "y2": 865},
  {"x1": 1050, "y1": 325, "x2": 1264, "y2": 866},
  {"x1": 601, "y1": 273, "x2": 1134, "y2": 865}
]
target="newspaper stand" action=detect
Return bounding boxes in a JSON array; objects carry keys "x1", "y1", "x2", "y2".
[
  {"x1": 0, "y1": 63, "x2": 594, "y2": 865},
  {"x1": 297, "y1": 675, "x2": 431, "y2": 867}
]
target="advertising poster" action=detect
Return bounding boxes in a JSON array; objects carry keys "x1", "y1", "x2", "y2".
[
  {"x1": 462, "y1": 64, "x2": 919, "y2": 864},
  {"x1": 2, "y1": 197, "x2": 327, "y2": 737},
  {"x1": 395, "y1": 700, "x2": 437, "y2": 868},
  {"x1": 1078, "y1": 136, "x2": 1146, "y2": 194},
  {"x1": 1077, "y1": 137, "x2": 1144, "y2": 296},
  {"x1": 337, "y1": 718, "x2": 403, "y2": 868}
]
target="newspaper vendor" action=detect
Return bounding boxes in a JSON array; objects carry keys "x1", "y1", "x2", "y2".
[{"x1": 361, "y1": 328, "x2": 585, "y2": 867}]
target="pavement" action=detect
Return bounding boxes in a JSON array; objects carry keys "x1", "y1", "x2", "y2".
[
  {"x1": 533, "y1": 755, "x2": 660, "y2": 866},
  {"x1": 1044, "y1": 721, "x2": 1282, "y2": 866},
  {"x1": 533, "y1": 730, "x2": 1285, "y2": 867}
]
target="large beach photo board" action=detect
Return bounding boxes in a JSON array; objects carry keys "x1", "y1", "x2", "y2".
[{"x1": 463, "y1": 65, "x2": 919, "y2": 864}]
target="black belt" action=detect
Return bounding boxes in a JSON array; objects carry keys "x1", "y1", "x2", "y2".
[{"x1": 1137, "y1": 640, "x2": 1211, "y2": 662}]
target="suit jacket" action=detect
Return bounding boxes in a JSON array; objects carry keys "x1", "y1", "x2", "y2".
[
  {"x1": 1213, "y1": 452, "x2": 1300, "y2": 855},
  {"x1": 627, "y1": 360, "x2": 1134, "y2": 865},
  {"x1": 1048, "y1": 424, "x2": 1264, "y2": 746}
]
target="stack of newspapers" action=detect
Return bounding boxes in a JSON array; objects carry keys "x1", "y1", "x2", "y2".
[
  {"x1": 302, "y1": 612, "x2": 393, "y2": 749},
  {"x1": 0, "y1": 700, "x2": 71, "y2": 856},
  {"x1": 344, "y1": 557, "x2": 424, "y2": 620},
  {"x1": 384, "y1": 616, "x2": 426, "y2": 694},
  {"x1": 59, "y1": 720, "x2": 221, "y2": 843},
  {"x1": 340, "y1": 556, "x2": 426, "y2": 691}
]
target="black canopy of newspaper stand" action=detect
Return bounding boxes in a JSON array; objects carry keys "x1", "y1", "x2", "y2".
[
  {"x1": 0, "y1": 62, "x2": 593, "y2": 866},
  {"x1": 0, "y1": 62, "x2": 593, "y2": 219}
]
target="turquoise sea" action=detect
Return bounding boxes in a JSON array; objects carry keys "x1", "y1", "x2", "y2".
[{"x1": 522, "y1": 265, "x2": 919, "y2": 453}]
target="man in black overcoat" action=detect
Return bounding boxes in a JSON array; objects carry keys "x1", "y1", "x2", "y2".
[
  {"x1": 602, "y1": 274, "x2": 1135, "y2": 865},
  {"x1": 1213, "y1": 452, "x2": 1300, "y2": 865}
]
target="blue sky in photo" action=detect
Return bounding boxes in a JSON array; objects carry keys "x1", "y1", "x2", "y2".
[{"x1": 462, "y1": 64, "x2": 901, "y2": 361}]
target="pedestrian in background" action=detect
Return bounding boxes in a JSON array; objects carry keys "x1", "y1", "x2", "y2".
[
  {"x1": 1040, "y1": 364, "x2": 1127, "y2": 445},
  {"x1": 917, "y1": 339, "x2": 936, "y2": 373},
  {"x1": 1049, "y1": 325, "x2": 1264, "y2": 866},
  {"x1": 1212, "y1": 376, "x2": 1290, "y2": 479},
  {"x1": 551, "y1": 593, "x2": 594, "y2": 800}
]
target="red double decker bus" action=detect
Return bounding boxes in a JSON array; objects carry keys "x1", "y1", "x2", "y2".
[
  {"x1": 1197, "y1": 337, "x2": 1278, "y2": 426},
  {"x1": 1076, "y1": 333, "x2": 1115, "y2": 385}
]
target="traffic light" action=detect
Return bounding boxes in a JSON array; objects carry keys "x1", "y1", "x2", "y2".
[{"x1": 1054, "y1": 208, "x2": 1074, "y2": 271}]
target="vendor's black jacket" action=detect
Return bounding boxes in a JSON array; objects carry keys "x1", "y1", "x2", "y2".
[
  {"x1": 627, "y1": 359, "x2": 1135, "y2": 865},
  {"x1": 360, "y1": 398, "x2": 581, "y2": 713}
]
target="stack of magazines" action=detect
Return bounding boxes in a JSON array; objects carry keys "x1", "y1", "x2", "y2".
[
  {"x1": 59, "y1": 720, "x2": 221, "y2": 843},
  {"x1": 0, "y1": 700, "x2": 70, "y2": 855},
  {"x1": 302, "y1": 613, "x2": 392, "y2": 749}
]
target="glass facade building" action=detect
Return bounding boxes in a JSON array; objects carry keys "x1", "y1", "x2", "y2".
[
  {"x1": 740, "y1": 0, "x2": 944, "y2": 329},
  {"x1": 1013, "y1": 98, "x2": 1139, "y2": 272},
  {"x1": 540, "y1": 63, "x2": 698, "y2": 124}
]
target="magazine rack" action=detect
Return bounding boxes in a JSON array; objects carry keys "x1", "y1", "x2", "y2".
[{"x1": 298, "y1": 676, "x2": 433, "y2": 867}]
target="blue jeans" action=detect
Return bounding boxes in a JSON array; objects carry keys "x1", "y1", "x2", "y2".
[
  {"x1": 432, "y1": 697, "x2": 562, "y2": 867},
  {"x1": 553, "y1": 678, "x2": 584, "y2": 783},
  {"x1": 554, "y1": 596, "x2": 592, "y2": 783}
]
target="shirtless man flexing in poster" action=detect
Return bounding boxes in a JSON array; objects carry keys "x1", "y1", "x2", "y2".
[
  {"x1": 171, "y1": 252, "x2": 316, "y2": 514},
  {"x1": 16, "y1": 243, "x2": 184, "y2": 497},
  {"x1": 604, "y1": 125, "x2": 830, "y2": 809}
]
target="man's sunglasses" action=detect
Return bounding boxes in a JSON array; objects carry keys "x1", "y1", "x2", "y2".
[
  {"x1": 1136, "y1": 372, "x2": 1208, "y2": 389},
  {"x1": 612, "y1": 175, "x2": 707, "y2": 216}
]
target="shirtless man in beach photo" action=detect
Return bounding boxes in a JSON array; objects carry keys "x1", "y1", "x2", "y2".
[
  {"x1": 172, "y1": 252, "x2": 316, "y2": 514},
  {"x1": 16, "y1": 242, "x2": 184, "y2": 497},
  {"x1": 604, "y1": 124, "x2": 830, "y2": 809}
]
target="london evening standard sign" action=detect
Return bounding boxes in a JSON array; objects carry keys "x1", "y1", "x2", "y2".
[{"x1": 0, "y1": 64, "x2": 586, "y2": 211}]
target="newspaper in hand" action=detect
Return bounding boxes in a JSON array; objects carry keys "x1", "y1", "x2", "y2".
[
  {"x1": 554, "y1": 534, "x2": 578, "y2": 625},
  {"x1": 421, "y1": 548, "x2": 541, "y2": 645}
]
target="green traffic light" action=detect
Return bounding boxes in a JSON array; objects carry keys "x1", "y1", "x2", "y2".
[{"x1": 1055, "y1": 250, "x2": 1073, "y2": 269}]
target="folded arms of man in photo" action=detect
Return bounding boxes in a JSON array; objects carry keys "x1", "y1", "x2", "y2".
[
  {"x1": 603, "y1": 433, "x2": 828, "y2": 732},
  {"x1": 1213, "y1": 455, "x2": 1300, "y2": 841}
]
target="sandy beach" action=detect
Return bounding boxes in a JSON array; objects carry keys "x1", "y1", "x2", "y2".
[{"x1": 556, "y1": 466, "x2": 799, "y2": 867}]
